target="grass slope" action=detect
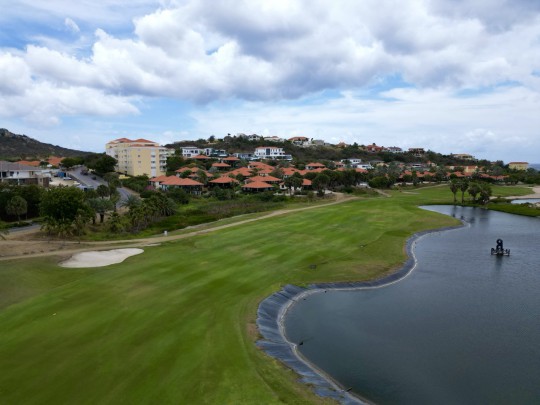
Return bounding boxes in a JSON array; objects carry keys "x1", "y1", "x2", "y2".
[{"x1": 0, "y1": 186, "x2": 468, "y2": 404}]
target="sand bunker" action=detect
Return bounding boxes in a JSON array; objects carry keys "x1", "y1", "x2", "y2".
[{"x1": 60, "y1": 248, "x2": 144, "y2": 268}]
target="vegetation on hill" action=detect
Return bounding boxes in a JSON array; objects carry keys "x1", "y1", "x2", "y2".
[{"x1": 0, "y1": 128, "x2": 92, "y2": 160}]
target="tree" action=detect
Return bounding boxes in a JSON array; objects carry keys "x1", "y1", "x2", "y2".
[
  {"x1": 40, "y1": 187, "x2": 89, "y2": 235},
  {"x1": 85, "y1": 154, "x2": 117, "y2": 175},
  {"x1": 312, "y1": 173, "x2": 330, "y2": 196},
  {"x1": 73, "y1": 206, "x2": 94, "y2": 241},
  {"x1": 166, "y1": 155, "x2": 186, "y2": 173},
  {"x1": 96, "y1": 184, "x2": 110, "y2": 199},
  {"x1": 103, "y1": 172, "x2": 121, "y2": 189},
  {"x1": 168, "y1": 188, "x2": 190, "y2": 204},
  {"x1": 108, "y1": 212, "x2": 126, "y2": 233},
  {"x1": 449, "y1": 180, "x2": 459, "y2": 204},
  {"x1": 467, "y1": 182, "x2": 480, "y2": 203},
  {"x1": 478, "y1": 183, "x2": 492, "y2": 204},
  {"x1": 459, "y1": 180, "x2": 469, "y2": 204},
  {"x1": 61, "y1": 157, "x2": 80, "y2": 170},
  {"x1": 6, "y1": 196, "x2": 27, "y2": 222},
  {"x1": 121, "y1": 195, "x2": 142, "y2": 211},
  {"x1": 87, "y1": 198, "x2": 114, "y2": 223}
]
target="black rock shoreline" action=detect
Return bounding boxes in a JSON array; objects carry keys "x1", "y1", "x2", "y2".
[{"x1": 256, "y1": 222, "x2": 465, "y2": 404}]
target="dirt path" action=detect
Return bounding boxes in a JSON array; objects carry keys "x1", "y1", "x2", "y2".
[{"x1": 1, "y1": 193, "x2": 357, "y2": 262}]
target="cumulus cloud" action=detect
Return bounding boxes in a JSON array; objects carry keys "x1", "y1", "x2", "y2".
[
  {"x1": 1, "y1": 0, "x2": 540, "y2": 162},
  {"x1": 4, "y1": 0, "x2": 540, "y2": 104}
]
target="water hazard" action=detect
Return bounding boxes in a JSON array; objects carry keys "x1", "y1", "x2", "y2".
[{"x1": 283, "y1": 206, "x2": 540, "y2": 404}]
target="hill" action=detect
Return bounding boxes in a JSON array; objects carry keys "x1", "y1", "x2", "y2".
[{"x1": 0, "y1": 128, "x2": 92, "y2": 160}]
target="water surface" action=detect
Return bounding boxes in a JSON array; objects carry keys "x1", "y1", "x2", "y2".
[{"x1": 284, "y1": 206, "x2": 540, "y2": 404}]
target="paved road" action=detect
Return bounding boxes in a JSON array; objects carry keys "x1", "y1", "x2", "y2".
[{"x1": 68, "y1": 167, "x2": 138, "y2": 205}]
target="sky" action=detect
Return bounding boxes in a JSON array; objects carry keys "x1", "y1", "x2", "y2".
[{"x1": 1, "y1": 0, "x2": 540, "y2": 163}]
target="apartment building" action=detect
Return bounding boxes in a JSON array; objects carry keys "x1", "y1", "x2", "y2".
[{"x1": 106, "y1": 138, "x2": 174, "y2": 177}]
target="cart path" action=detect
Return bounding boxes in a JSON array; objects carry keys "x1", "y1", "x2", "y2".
[{"x1": 1, "y1": 194, "x2": 357, "y2": 262}]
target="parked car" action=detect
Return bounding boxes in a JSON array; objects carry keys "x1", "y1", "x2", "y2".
[{"x1": 63, "y1": 176, "x2": 72, "y2": 180}]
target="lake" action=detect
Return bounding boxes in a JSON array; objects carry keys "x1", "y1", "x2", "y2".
[{"x1": 283, "y1": 206, "x2": 540, "y2": 404}]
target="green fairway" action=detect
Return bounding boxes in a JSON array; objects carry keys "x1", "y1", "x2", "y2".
[{"x1": 0, "y1": 186, "x2": 487, "y2": 404}]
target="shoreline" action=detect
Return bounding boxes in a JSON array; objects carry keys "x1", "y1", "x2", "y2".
[{"x1": 256, "y1": 219, "x2": 466, "y2": 404}]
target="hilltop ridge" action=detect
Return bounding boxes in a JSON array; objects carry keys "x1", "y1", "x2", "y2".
[{"x1": 0, "y1": 128, "x2": 91, "y2": 160}]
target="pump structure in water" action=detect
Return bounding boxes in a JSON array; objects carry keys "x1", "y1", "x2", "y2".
[{"x1": 491, "y1": 239, "x2": 510, "y2": 256}]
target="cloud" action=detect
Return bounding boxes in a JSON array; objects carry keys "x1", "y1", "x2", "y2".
[
  {"x1": 188, "y1": 85, "x2": 540, "y2": 162},
  {"x1": 64, "y1": 17, "x2": 80, "y2": 33},
  {"x1": 1, "y1": 0, "x2": 540, "y2": 163}
]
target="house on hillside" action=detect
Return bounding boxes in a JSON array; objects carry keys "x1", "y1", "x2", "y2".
[
  {"x1": 288, "y1": 136, "x2": 311, "y2": 147},
  {"x1": 253, "y1": 146, "x2": 292, "y2": 161},
  {"x1": 384, "y1": 146, "x2": 403, "y2": 153},
  {"x1": 305, "y1": 162, "x2": 326, "y2": 170},
  {"x1": 451, "y1": 153, "x2": 476, "y2": 161},
  {"x1": 181, "y1": 146, "x2": 203, "y2": 158},
  {"x1": 365, "y1": 143, "x2": 383, "y2": 153},
  {"x1": 263, "y1": 136, "x2": 285, "y2": 143},
  {"x1": 408, "y1": 148, "x2": 425, "y2": 157},
  {"x1": 237, "y1": 133, "x2": 264, "y2": 141}
]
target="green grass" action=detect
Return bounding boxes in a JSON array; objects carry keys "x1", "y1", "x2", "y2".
[
  {"x1": 0, "y1": 185, "x2": 525, "y2": 404},
  {"x1": 491, "y1": 184, "x2": 533, "y2": 197}
]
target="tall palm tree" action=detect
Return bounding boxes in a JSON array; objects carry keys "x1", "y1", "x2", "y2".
[
  {"x1": 459, "y1": 180, "x2": 469, "y2": 204},
  {"x1": 449, "y1": 180, "x2": 459, "y2": 204}
]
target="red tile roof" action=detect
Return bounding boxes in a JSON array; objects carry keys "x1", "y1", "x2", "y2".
[
  {"x1": 242, "y1": 181, "x2": 274, "y2": 189},
  {"x1": 247, "y1": 175, "x2": 281, "y2": 183},
  {"x1": 282, "y1": 167, "x2": 301, "y2": 176},
  {"x1": 209, "y1": 177, "x2": 239, "y2": 184},
  {"x1": 226, "y1": 167, "x2": 252, "y2": 177},
  {"x1": 211, "y1": 162, "x2": 231, "y2": 168},
  {"x1": 161, "y1": 177, "x2": 203, "y2": 186},
  {"x1": 192, "y1": 154, "x2": 210, "y2": 160},
  {"x1": 149, "y1": 175, "x2": 169, "y2": 183}
]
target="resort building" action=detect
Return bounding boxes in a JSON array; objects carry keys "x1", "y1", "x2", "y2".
[
  {"x1": 508, "y1": 162, "x2": 529, "y2": 170},
  {"x1": 181, "y1": 146, "x2": 204, "y2": 158},
  {"x1": 106, "y1": 138, "x2": 174, "y2": 177},
  {"x1": 451, "y1": 153, "x2": 476, "y2": 161}
]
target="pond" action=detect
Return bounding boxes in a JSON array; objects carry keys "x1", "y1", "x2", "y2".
[{"x1": 283, "y1": 206, "x2": 540, "y2": 404}]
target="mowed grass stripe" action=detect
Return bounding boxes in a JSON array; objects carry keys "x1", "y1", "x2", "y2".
[{"x1": 0, "y1": 190, "x2": 464, "y2": 404}]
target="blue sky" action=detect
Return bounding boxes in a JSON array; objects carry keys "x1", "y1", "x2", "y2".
[{"x1": 1, "y1": 0, "x2": 540, "y2": 163}]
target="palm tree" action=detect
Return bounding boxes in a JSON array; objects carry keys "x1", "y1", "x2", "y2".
[
  {"x1": 121, "y1": 195, "x2": 142, "y2": 211},
  {"x1": 449, "y1": 180, "x2": 459, "y2": 204},
  {"x1": 459, "y1": 180, "x2": 469, "y2": 204},
  {"x1": 467, "y1": 182, "x2": 480, "y2": 203}
]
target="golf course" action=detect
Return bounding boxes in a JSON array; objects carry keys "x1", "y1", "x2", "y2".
[{"x1": 0, "y1": 185, "x2": 532, "y2": 404}]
